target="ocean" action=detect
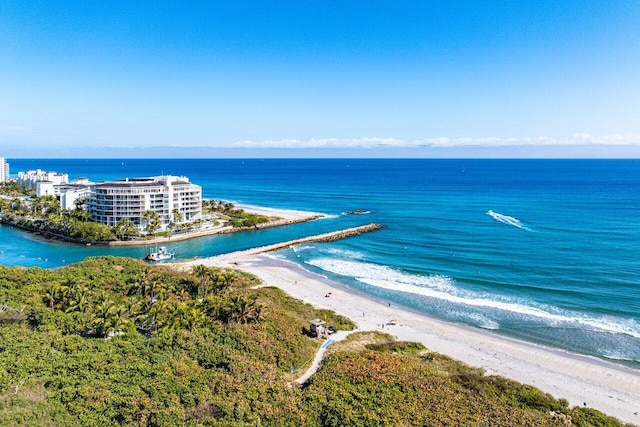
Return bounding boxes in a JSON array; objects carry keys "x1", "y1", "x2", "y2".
[{"x1": 2, "y1": 158, "x2": 639, "y2": 368}]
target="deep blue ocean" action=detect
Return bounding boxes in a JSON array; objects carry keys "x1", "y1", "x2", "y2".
[{"x1": 3, "y1": 159, "x2": 639, "y2": 368}]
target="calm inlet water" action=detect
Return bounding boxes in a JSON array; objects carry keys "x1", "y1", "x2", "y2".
[{"x1": 3, "y1": 159, "x2": 640, "y2": 368}]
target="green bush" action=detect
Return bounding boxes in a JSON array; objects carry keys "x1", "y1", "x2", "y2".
[{"x1": 0, "y1": 257, "x2": 630, "y2": 426}]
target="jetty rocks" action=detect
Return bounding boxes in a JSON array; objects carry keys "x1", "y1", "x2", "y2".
[
  {"x1": 245, "y1": 223, "x2": 384, "y2": 255},
  {"x1": 312, "y1": 223, "x2": 383, "y2": 243}
]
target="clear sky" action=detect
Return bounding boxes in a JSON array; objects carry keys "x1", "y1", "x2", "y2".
[{"x1": 1, "y1": 1, "x2": 639, "y2": 158}]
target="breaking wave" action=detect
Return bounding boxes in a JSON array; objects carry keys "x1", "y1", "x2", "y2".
[{"x1": 305, "y1": 257, "x2": 640, "y2": 339}]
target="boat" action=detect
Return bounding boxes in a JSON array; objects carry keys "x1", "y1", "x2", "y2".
[
  {"x1": 145, "y1": 246, "x2": 176, "y2": 262},
  {"x1": 343, "y1": 209, "x2": 371, "y2": 215}
]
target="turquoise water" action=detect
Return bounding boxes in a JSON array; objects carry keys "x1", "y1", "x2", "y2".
[{"x1": 3, "y1": 159, "x2": 640, "y2": 367}]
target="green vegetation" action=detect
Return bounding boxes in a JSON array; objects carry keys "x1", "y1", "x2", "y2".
[
  {"x1": 202, "y1": 200, "x2": 272, "y2": 228},
  {"x1": 0, "y1": 195, "x2": 117, "y2": 242},
  {"x1": 303, "y1": 332, "x2": 631, "y2": 427},
  {"x1": 0, "y1": 187, "x2": 276, "y2": 245},
  {"x1": 142, "y1": 210, "x2": 161, "y2": 236},
  {"x1": 0, "y1": 181, "x2": 35, "y2": 198},
  {"x1": 0, "y1": 259, "x2": 630, "y2": 426}
]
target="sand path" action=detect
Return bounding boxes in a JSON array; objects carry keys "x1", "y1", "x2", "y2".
[{"x1": 180, "y1": 252, "x2": 640, "y2": 425}]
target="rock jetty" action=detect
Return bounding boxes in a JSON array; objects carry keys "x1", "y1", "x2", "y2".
[{"x1": 240, "y1": 223, "x2": 383, "y2": 255}]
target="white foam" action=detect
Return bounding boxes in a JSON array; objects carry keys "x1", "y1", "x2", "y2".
[
  {"x1": 465, "y1": 312, "x2": 500, "y2": 330},
  {"x1": 324, "y1": 247, "x2": 366, "y2": 260},
  {"x1": 321, "y1": 214, "x2": 340, "y2": 220},
  {"x1": 291, "y1": 245, "x2": 316, "y2": 253},
  {"x1": 306, "y1": 257, "x2": 640, "y2": 339},
  {"x1": 487, "y1": 210, "x2": 532, "y2": 232},
  {"x1": 307, "y1": 258, "x2": 455, "y2": 292}
]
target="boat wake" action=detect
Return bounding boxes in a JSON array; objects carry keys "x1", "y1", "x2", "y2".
[{"x1": 487, "y1": 210, "x2": 532, "y2": 231}]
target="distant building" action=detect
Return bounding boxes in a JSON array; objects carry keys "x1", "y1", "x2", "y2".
[
  {"x1": 86, "y1": 175, "x2": 202, "y2": 232},
  {"x1": 19, "y1": 169, "x2": 68, "y2": 188},
  {"x1": 0, "y1": 158, "x2": 9, "y2": 182},
  {"x1": 35, "y1": 177, "x2": 94, "y2": 199}
]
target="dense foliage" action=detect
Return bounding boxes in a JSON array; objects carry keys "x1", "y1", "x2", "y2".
[
  {"x1": 202, "y1": 200, "x2": 271, "y2": 228},
  {"x1": 303, "y1": 332, "x2": 631, "y2": 427},
  {"x1": 0, "y1": 258, "x2": 629, "y2": 426},
  {"x1": 0, "y1": 195, "x2": 117, "y2": 242},
  {"x1": 0, "y1": 181, "x2": 35, "y2": 197},
  {"x1": 1, "y1": 195, "x2": 274, "y2": 244},
  {"x1": 0, "y1": 257, "x2": 352, "y2": 425}
]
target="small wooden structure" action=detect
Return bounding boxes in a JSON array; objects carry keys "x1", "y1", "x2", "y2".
[{"x1": 309, "y1": 318, "x2": 327, "y2": 338}]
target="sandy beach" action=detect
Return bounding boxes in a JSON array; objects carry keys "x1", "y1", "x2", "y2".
[{"x1": 181, "y1": 251, "x2": 640, "y2": 425}]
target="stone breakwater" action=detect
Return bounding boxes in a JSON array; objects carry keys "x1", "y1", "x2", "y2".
[{"x1": 241, "y1": 223, "x2": 383, "y2": 255}]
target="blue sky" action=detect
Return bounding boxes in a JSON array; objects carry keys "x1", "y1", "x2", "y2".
[{"x1": 1, "y1": 1, "x2": 639, "y2": 158}]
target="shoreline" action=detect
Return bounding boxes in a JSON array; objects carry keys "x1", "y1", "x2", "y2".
[
  {"x1": 1, "y1": 206, "x2": 324, "y2": 248},
  {"x1": 179, "y1": 251, "x2": 640, "y2": 425},
  {"x1": 106, "y1": 213, "x2": 325, "y2": 247}
]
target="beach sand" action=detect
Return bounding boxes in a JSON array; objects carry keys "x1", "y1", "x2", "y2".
[{"x1": 181, "y1": 252, "x2": 640, "y2": 425}]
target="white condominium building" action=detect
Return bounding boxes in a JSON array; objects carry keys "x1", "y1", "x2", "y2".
[
  {"x1": 18, "y1": 169, "x2": 69, "y2": 187},
  {"x1": 86, "y1": 175, "x2": 202, "y2": 232},
  {"x1": 0, "y1": 158, "x2": 9, "y2": 182}
]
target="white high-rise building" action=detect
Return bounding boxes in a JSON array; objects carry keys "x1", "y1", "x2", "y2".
[
  {"x1": 0, "y1": 158, "x2": 9, "y2": 182},
  {"x1": 86, "y1": 175, "x2": 202, "y2": 232}
]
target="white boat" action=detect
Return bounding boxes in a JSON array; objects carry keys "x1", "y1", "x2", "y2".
[{"x1": 145, "y1": 246, "x2": 175, "y2": 262}]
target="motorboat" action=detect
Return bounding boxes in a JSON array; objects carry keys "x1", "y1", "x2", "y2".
[{"x1": 145, "y1": 246, "x2": 175, "y2": 262}]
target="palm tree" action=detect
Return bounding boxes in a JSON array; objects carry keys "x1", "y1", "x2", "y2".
[
  {"x1": 66, "y1": 285, "x2": 90, "y2": 314},
  {"x1": 192, "y1": 265, "x2": 212, "y2": 299},
  {"x1": 184, "y1": 306, "x2": 205, "y2": 331},
  {"x1": 73, "y1": 197, "x2": 85, "y2": 211},
  {"x1": 223, "y1": 295, "x2": 263, "y2": 324},
  {"x1": 43, "y1": 282, "x2": 62, "y2": 310},
  {"x1": 42, "y1": 196, "x2": 61, "y2": 216},
  {"x1": 11, "y1": 198, "x2": 26, "y2": 216},
  {"x1": 212, "y1": 270, "x2": 237, "y2": 293},
  {"x1": 113, "y1": 218, "x2": 139, "y2": 240},
  {"x1": 72, "y1": 208, "x2": 91, "y2": 222},
  {"x1": 142, "y1": 210, "x2": 161, "y2": 235},
  {"x1": 91, "y1": 298, "x2": 130, "y2": 337},
  {"x1": 172, "y1": 208, "x2": 183, "y2": 224}
]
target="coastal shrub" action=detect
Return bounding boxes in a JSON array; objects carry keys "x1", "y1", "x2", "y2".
[
  {"x1": 0, "y1": 257, "x2": 630, "y2": 426},
  {"x1": 69, "y1": 221, "x2": 116, "y2": 241},
  {"x1": 365, "y1": 340, "x2": 426, "y2": 354},
  {"x1": 569, "y1": 407, "x2": 631, "y2": 427},
  {"x1": 303, "y1": 342, "x2": 630, "y2": 427}
]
